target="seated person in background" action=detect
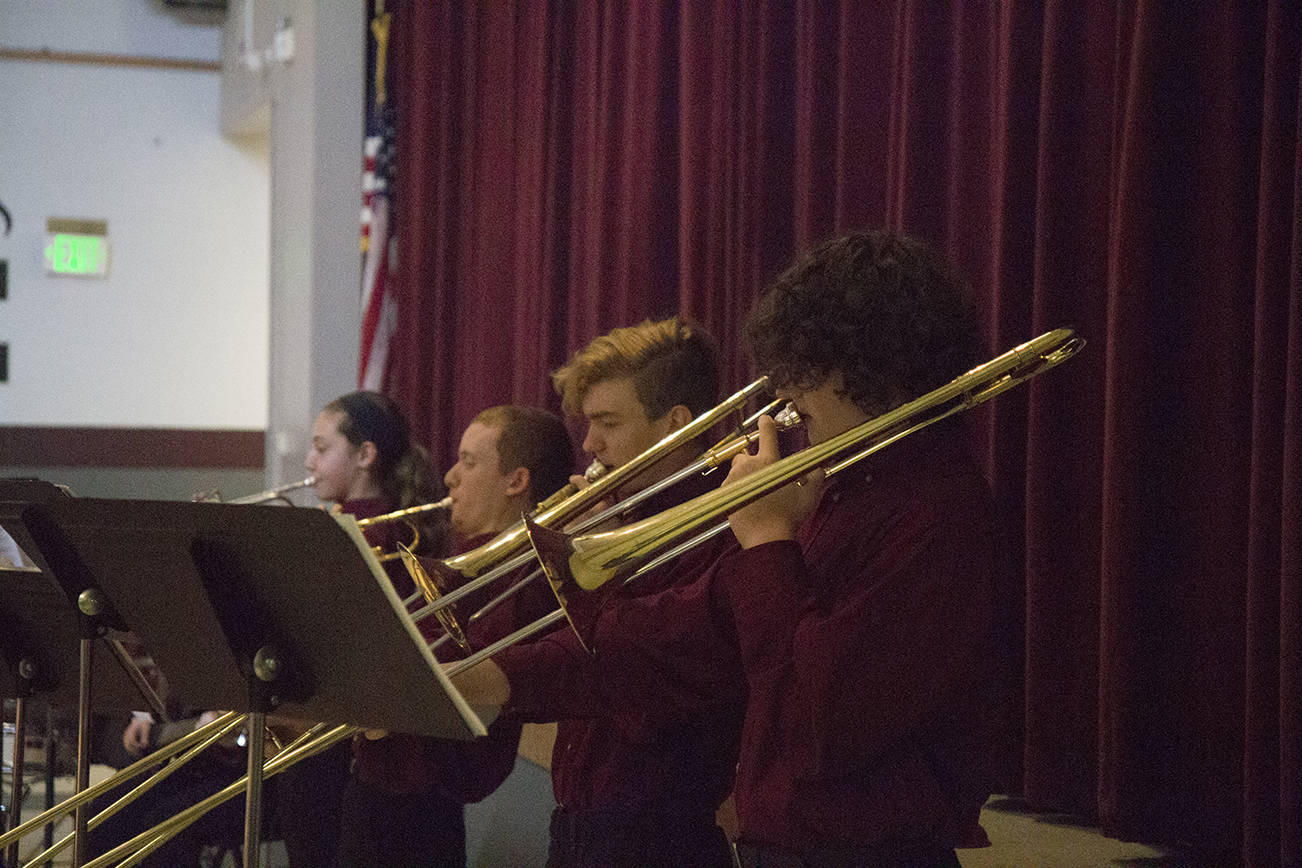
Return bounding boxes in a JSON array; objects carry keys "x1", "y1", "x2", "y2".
[{"x1": 335, "y1": 404, "x2": 575, "y2": 868}]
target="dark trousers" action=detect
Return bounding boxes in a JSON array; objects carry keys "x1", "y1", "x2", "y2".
[
  {"x1": 334, "y1": 777, "x2": 465, "y2": 868},
  {"x1": 735, "y1": 840, "x2": 961, "y2": 868},
  {"x1": 85, "y1": 753, "x2": 251, "y2": 866},
  {"x1": 546, "y1": 806, "x2": 734, "y2": 868},
  {"x1": 277, "y1": 741, "x2": 351, "y2": 868}
]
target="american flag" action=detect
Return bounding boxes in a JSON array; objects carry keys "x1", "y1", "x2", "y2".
[{"x1": 359, "y1": 5, "x2": 396, "y2": 390}]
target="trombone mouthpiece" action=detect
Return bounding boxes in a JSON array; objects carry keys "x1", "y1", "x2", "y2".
[
  {"x1": 583, "y1": 459, "x2": 607, "y2": 483},
  {"x1": 772, "y1": 403, "x2": 802, "y2": 430}
]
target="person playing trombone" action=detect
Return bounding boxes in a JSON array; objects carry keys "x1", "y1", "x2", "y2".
[
  {"x1": 457, "y1": 232, "x2": 1014, "y2": 867},
  {"x1": 337, "y1": 404, "x2": 575, "y2": 867},
  {"x1": 474, "y1": 317, "x2": 744, "y2": 866}
]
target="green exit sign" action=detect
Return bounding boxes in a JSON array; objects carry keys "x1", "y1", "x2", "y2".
[{"x1": 44, "y1": 218, "x2": 109, "y2": 277}]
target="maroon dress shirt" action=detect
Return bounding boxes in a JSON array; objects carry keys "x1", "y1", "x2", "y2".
[
  {"x1": 570, "y1": 429, "x2": 1008, "y2": 852},
  {"x1": 350, "y1": 524, "x2": 557, "y2": 799},
  {"x1": 494, "y1": 469, "x2": 744, "y2": 821}
]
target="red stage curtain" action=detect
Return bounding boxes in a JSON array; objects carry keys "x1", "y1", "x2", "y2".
[{"x1": 385, "y1": 2, "x2": 1302, "y2": 862}]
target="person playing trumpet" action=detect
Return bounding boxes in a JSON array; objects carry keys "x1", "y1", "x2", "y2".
[
  {"x1": 280, "y1": 390, "x2": 448, "y2": 867},
  {"x1": 457, "y1": 232, "x2": 1014, "y2": 867}
]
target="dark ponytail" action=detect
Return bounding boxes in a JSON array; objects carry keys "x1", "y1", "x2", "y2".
[{"x1": 325, "y1": 391, "x2": 447, "y2": 553}]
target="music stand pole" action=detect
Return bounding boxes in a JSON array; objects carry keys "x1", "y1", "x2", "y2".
[
  {"x1": 241, "y1": 646, "x2": 284, "y2": 868},
  {"x1": 6, "y1": 698, "x2": 22, "y2": 868},
  {"x1": 5, "y1": 662, "x2": 34, "y2": 868},
  {"x1": 243, "y1": 711, "x2": 265, "y2": 868},
  {"x1": 44, "y1": 705, "x2": 56, "y2": 856},
  {"x1": 72, "y1": 588, "x2": 111, "y2": 868}
]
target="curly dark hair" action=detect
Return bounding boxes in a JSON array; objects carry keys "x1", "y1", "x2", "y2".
[{"x1": 745, "y1": 230, "x2": 983, "y2": 415}]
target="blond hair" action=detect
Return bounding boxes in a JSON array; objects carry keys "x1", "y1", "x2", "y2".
[{"x1": 551, "y1": 317, "x2": 720, "y2": 420}]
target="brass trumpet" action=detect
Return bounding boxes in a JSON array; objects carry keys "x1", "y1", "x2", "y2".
[{"x1": 192, "y1": 476, "x2": 318, "y2": 505}]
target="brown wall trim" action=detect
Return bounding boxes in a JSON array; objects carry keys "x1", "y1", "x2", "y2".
[
  {"x1": 0, "y1": 47, "x2": 222, "y2": 73},
  {"x1": 0, "y1": 428, "x2": 265, "y2": 469}
]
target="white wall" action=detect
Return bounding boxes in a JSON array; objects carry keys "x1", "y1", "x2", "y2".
[
  {"x1": 219, "y1": 0, "x2": 364, "y2": 486},
  {"x1": 0, "y1": 0, "x2": 270, "y2": 429}
]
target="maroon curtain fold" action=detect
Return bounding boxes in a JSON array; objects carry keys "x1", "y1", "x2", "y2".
[
  {"x1": 385, "y1": 2, "x2": 1302, "y2": 862},
  {"x1": 1247, "y1": 5, "x2": 1302, "y2": 866}
]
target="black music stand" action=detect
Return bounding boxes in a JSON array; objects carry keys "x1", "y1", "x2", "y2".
[
  {"x1": 24, "y1": 495, "x2": 484, "y2": 867},
  {"x1": 0, "y1": 480, "x2": 165, "y2": 868}
]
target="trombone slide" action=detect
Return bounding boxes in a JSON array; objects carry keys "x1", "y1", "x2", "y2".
[{"x1": 527, "y1": 329, "x2": 1083, "y2": 595}]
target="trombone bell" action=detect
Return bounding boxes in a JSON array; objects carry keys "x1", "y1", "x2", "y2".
[
  {"x1": 524, "y1": 516, "x2": 614, "y2": 655},
  {"x1": 397, "y1": 544, "x2": 471, "y2": 653}
]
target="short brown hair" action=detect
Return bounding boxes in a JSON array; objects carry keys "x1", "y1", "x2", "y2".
[
  {"x1": 471, "y1": 405, "x2": 575, "y2": 505},
  {"x1": 551, "y1": 317, "x2": 721, "y2": 420}
]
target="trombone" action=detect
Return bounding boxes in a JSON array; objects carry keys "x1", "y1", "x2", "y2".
[
  {"x1": 417, "y1": 399, "x2": 802, "y2": 653},
  {"x1": 393, "y1": 376, "x2": 775, "y2": 637},
  {"x1": 477, "y1": 327, "x2": 1084, "y2": 657},
  {"x1": 419, "y1": 328, "x2": 1079, "y2": 663},
  {"x1": 529, "y1": 327, "x2": 1082, "y2": 587}
]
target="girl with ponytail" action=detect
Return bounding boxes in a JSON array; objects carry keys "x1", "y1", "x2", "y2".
[
  {"x1": 307, "y1": 390, "x2": 449, "y2": 569},
  {"x1": 283, "y1": 390, "x2": 449, "y2": 867}
]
